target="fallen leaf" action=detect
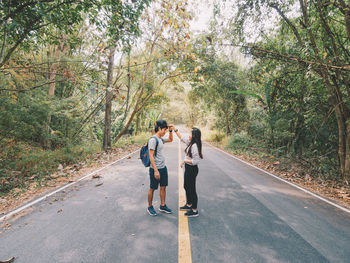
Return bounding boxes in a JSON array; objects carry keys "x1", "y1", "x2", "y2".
[
  {"x1": 57, "y1": 209, "x2": 63, "y2": 213},
  {"x1": 0, "y1": 257, "x2": 15, "y2": 263},
  {"x1": 92, "y1": 174, "x2": 102, "y2": 179},
  {"x1": 95, "y1": 182, "x2": 104, "y2": 187},
  {"x1": 127, "y1": 156, "x2": 131, "y2": 159}
]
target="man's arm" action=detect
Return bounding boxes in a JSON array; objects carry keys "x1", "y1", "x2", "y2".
[
  {"x1": 168, "y1": 129, "x2": 173, "y2": 142},
  {"x1": 164, "y1": 125, "x2": 174, "y2": 143},
  {"x1": 149, "y1": 149, "x2": 160, "y2": 180}
]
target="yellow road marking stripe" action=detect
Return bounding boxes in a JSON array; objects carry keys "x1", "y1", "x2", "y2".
[{"x1": 178, "y1": 139, "x2": 192, "y2": 263}]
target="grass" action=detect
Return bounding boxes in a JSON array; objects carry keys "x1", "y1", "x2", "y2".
[
  {"x1": 0, "y1": 133, "x2": 152, "y2": 196},
  {"x1": 113, "y1": 132, "x2": 150, "y2": 147},
  {"x1": 203, "y1": 129, "x2": 342, "y2": 182},
  {"x1": 0, "y1": 140, "x2": 101, "y2": 196}
]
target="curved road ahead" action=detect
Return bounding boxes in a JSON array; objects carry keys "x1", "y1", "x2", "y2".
[{"x1": 1, "y1": 132, "x2": 350, "y2": 263}]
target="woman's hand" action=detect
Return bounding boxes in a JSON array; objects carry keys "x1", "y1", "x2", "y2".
[{"x1": 180, "y1": 161, "x2": 184, "y2": 168}]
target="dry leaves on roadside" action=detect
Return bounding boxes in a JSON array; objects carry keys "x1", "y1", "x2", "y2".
[{"x1": 92, "y1": 174, "x2": 102, "y2": 179}]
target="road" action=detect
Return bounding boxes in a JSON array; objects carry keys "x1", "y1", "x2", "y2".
[{"x1": 1, "y1": 132, "x2": 350, "y2": 263}]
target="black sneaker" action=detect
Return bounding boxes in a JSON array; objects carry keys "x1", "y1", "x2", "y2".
[
  {"x1": 147, "y1": 205, "x2": 157, "y2": 216},
  {"x1": 185, "y1": 210, "x2": 199, "y2": 217},
  {"x1": 180, "y1": 204, "x2": 192, "y2": 211},
  {"x1": 159, "y1": 204, "x2": 172, "y2": 214}
]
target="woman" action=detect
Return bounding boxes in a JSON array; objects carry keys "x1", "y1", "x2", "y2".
[{"x1": 174, "y1": 127, "x2": 203, "y2": 217}]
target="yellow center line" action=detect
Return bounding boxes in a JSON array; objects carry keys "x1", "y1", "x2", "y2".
[{"x1": 178, "y1": 138, "x2": 192, "y2": 263}]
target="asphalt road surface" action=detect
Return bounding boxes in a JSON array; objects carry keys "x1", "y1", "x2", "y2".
[{"x1": 1, "y1": 132, "x2": 350, "y2": 263}]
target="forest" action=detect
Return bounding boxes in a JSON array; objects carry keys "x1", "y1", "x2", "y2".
[{"x1": 1, "y1": 0, "x2": 349, "y2": 199}]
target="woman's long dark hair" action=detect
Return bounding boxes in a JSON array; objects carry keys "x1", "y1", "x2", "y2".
[{"x1": 185, "y1": 127, "x2": 203, "y2": 159}]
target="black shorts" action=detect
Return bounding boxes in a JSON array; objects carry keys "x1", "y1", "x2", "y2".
[{"x1": 149, "y1": 166, "x2": 168, "y2": 190}]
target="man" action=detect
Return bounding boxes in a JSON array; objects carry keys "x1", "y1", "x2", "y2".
[{"x1": 147, "y1": 120, "x2": 174, "y2": 216}]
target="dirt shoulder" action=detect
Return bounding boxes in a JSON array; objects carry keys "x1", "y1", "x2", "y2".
[
  {"x1": 208, "y1": 142, "x2": 350, "y2": 211},
  {"x1": 0, "y1": 145, "x2": 140, "y2": 217}
]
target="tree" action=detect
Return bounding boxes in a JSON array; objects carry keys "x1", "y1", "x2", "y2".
[
  {"x1": 100, "y1": 0, "x2": 150, "y2": 150},
  {"x1": 230, "y1": 0, "x2": 350, "y2": 182},
  {"x1": 110, "y1": 0, "x2": 194, "y2": 142}
]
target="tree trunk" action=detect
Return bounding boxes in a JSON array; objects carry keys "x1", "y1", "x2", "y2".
[
  {"x1": 338, "y1": 0, "x2": 350, "y2": 40},
  {"x1": 114, "y1": 92, "x2": 153, "y2": 142},
  {"x1": 299, "y1": 0, "x2": 349, "y2": 181},
  {"x1": 43, "y1": 36, "x2": 69, "y2": 149},
  {"x1": 125, "y1": 45, "x2": 131, "y2": 119},
  {"x1": 135, "y1": 112, "x2": 140, "y2": 135},
  {"x1": 103, "y1": 47, "x2": 116, "y2": 150},
  {"x1": 42, "y1": 47, "x2": 58, "y2": 149}
]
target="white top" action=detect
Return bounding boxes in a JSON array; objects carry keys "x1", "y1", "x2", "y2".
[{"x1": 181, "y1": 137, "x2": 201, "y2": 166}]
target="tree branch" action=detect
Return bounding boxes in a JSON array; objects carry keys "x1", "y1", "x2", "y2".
[{"x1": 0, "y1": 79, "x2": 66, "y2": 92}]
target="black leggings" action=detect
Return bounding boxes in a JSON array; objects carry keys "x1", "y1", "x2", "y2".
[{"x1": 184, "y1": 164, "x2": 198, "y2": 209}]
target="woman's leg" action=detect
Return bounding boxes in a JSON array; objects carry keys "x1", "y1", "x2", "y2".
[
  {"x1": 184, "y1": 166, "x2": 192, "y2": 205},
  {"x1": 188, "y1": 166, "x2": 198, "y2": 209},
  {"x1": 189, "y1": 176, "x2": 198, "y2": 209}
]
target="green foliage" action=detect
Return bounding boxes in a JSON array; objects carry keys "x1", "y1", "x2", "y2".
[
  {"x1": 0, "y1": 0, "x2": 154, "y2": 195},
  {"x1": 113, "y1": 131, "x2": 149, "y2": 147},
  {"x1": 228, "y1": 0, "x2": 350, "y2": 181},
  {"x1": 0, "y1": 0, "x2": 150, "y2": 66},
  {"x1": 0, "y1": 88, "x2": 88, "y2": 148},
  {"x1": 208, "y1": 132, "x2": 226, "y2": 143},
  {"x1": 227, "y1": 132, "x2": 253, "y2": 151},
  {"x1": 0, "y1": 140, "x2": 100, "y2": 195},
  {"x1": 181, "y1": 36, "x2": 249, "y2": 134}
]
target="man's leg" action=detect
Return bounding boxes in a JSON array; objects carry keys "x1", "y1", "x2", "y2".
[
  {"x1": 158, "y1": 167, "x2": 172, "y2": 213},
  {"x1": 148, "y1": 188, "x2": 155, "y2": 207},
  {"x1": 159, "y1": 167, "x2": 168, "y2": 207},
  {"x1": 159, "y1": 186, "x2": 166, "y2": 206}
]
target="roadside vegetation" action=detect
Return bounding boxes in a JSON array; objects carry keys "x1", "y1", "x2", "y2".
[
  {"x1": 169, "y1": 0, "x2": 349, "y2": 204},
  {"x1": 0, "y1": 0, "x2": 193, "y2": 195},
  {"x1": 1, "y1": 0, "x2": 349, "y2": 204}
]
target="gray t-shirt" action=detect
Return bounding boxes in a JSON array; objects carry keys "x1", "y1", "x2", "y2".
[{"x1": 149, "y1": 136, "x2": 166, "y2": 169}]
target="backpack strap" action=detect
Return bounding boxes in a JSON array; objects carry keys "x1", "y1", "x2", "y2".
[{"x1": 151, "y1": 136, "x2": 159, "y2": 157}]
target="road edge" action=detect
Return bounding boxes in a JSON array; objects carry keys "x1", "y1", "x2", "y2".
[
  {"x1": 0, "y1": 149, "x2": 140, "y2": 223},
  {"x1": 206, "y1": 142, "x2": 350, "y2": 214}
]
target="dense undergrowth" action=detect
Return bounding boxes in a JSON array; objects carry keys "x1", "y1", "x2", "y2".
[
  {"x1": 204, "y1": 130, "x2": 341, "y2": 183},
  {"x1": 0, "y1": 133, "x2": 149, "y2": 197}
]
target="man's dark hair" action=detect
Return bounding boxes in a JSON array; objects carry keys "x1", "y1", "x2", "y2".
[{"x1": 154, "y1": 120, "x2": 168, "y2": 133}]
